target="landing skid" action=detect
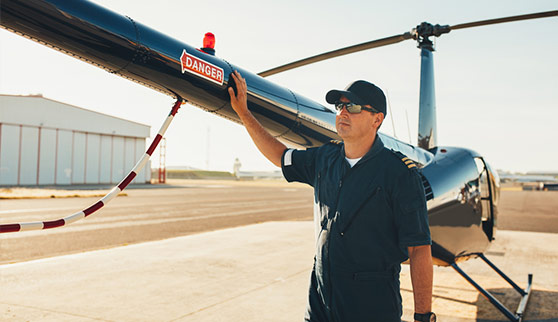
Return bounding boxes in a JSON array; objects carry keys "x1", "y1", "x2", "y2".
[{"x1": 451, "y1": 253, "x2": 533, "y2": 322}]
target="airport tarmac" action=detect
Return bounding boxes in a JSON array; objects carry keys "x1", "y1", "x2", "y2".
[
  {"x1": 1, "y1": 180, "x2": 557, "y2": 321},
  {"x1": 0, "y1": 180, "x2": 314, "y2": 264}
]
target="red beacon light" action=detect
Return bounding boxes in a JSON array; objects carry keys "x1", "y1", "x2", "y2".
[{"x1": 201, "y1": 32, "x2": 216, "y2": 55}]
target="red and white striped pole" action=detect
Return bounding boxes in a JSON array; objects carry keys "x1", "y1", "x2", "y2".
[{"x1": 0, "y1": 98, "x2": 183, "y2": 233}]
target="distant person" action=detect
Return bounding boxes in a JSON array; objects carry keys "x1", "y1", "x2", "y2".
[
  {"x1": 228, "y1": 70, "x2": 434, "y2": 322},
  {"x1": 233, "y1": 157, "x2": 242, "y2": 177}
]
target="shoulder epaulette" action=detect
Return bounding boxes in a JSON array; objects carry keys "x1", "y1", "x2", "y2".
[
  {"x1": 329, "y1": 140, "x2": 343, "y2": 145},
  {"x1": 392, "y1": 150, "x2": 417, "y2": 169}
]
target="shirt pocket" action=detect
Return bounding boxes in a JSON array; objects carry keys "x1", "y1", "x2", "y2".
[{"x1": 339, "y1": 186, "x2": 382, "y2": 235}]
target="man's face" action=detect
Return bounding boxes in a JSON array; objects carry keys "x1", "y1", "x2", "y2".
[{"x1": 335, "y1": 96, "x2": 384, "y2": 141}]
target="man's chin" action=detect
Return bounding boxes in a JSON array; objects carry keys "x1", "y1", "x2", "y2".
[
  {"x1": 336, "y1": 125, "x2": 351, "y2": 135},
  {"x1": 336, "y1": 131, "x2": 350, "y2": 141}
]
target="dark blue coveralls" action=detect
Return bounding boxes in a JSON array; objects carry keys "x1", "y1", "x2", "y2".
[{"x1": 281, "y1": 136, "x2": 431, "y2": 322}]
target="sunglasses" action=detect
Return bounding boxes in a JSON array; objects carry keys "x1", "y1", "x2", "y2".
[{"x1": 335, "y1": 102, "x2": 379, "y2": 114}]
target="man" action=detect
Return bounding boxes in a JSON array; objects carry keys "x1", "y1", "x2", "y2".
[{"x1": 228, "y1": 71, "x2": 434, "y2": 322}]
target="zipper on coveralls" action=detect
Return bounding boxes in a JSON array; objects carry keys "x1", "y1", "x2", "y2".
[{"x1": 326, "y1": 164, "x2": 351, "y2": 322}]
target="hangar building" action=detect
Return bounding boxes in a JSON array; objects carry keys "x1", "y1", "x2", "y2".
[{"x1": 0, "y1": 95, "x2": 151, "y2": 186}]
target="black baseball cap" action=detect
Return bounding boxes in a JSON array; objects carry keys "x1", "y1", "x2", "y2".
[{"x1": 326, "y1": 80, "x2": 387, "y2": 116}]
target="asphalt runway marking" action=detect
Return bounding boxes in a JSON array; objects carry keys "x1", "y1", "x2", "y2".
[
  {"x1": 0, "y1": 206, "x2": 81, "y2": 214},
  {"x1": 0, "y1": 198, "x2": 304, "y2": 220},
  {"x1": 0, "y1": 203, "x2": 310, "y2": 239}
]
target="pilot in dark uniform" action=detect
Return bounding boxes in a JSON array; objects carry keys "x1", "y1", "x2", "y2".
[
  {"x1": 281, "y1": 80, "x2": 431, "y2": 322},
  {"x1": 282, "y1": 135, "x2": 430, "y2": 321},
  {"x1": 228, "y1": 71, "x2": 434, "y2": 322}
]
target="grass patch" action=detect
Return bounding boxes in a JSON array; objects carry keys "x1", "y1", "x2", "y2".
[{"x1": 158, "y1": 170, "x2": 235, "y2": 180}]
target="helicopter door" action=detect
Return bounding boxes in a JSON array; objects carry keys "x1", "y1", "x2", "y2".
[{"x1": 474, "y1": 157, "x2": 495, "y2": 241}]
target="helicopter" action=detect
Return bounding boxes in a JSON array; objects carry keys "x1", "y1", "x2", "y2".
[{"x1": 1, "y1": 1, "x2": 556, "y2": 320}]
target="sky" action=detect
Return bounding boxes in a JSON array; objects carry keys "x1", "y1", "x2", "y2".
[{"x1": 1, "y1": 0, "x2": 557, "y2": 173}]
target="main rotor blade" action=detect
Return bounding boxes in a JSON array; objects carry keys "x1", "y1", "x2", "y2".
[
  {"x1": 258, "y1": 32, "x2": 412, "y2": 77},
  {"x1": 258, "y1": 10, "x2": 557, "y2": 77},
  {"x1": 450, "y1": 10, "x2": 558, "y2": 31}
]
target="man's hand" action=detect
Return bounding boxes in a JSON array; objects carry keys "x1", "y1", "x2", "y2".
[
  {"x1": 227, "y1": 70, "x2": 287, "y2": 167},
  {"x1": 228, "y1": 70, "x2": 249, "y2": 117}
]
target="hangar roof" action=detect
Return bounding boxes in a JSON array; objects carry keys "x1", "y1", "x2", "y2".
[{"x1": 0, "y1": 94, "x2": 150, "y2": 138}]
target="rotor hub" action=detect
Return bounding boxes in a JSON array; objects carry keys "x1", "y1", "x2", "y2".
[{"x1": 411, "y1": 22, "x2": 450, "y2": 51}]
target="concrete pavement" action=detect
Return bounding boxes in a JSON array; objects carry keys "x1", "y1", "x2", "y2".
[
  {"x1": 1, "y1": 222, "x2": 314, "y2": 322},
  {"x1": 1, "y1": 222, "x2": 557, "y2": 321}
]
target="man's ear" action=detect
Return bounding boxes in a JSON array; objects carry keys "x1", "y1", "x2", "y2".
[{"x1": 374, "y1": 113, "x2": 385, "y2": 128}]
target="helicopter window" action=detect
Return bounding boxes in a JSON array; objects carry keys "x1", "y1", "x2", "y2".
[
  {"x1": 474, "y1": 158, "x2": 484, "y2": 175},
  {"x1": 477, "y1": 166, "x2": 490, "y2": 199},
  {"x1": 486, "y1": 164, "x2": 499, "y2": 207},
  {"x1": 475, "y1": 157, "x2": 491, "y2": 221}
]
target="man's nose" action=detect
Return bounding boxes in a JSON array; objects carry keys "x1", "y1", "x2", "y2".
[{"x1": 338, "y1": 105, "x2": 350, "y2": 116}]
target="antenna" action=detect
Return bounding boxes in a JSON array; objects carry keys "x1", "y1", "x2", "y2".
[
  {"x1": 405, "y1": 109, "x2": 412, "y2": 145},
  {"x1": 206, "y1": 126, "x2": 210, "y2": 170},
  {"x1": 385, "y1": 89, "x2": 397, "y2": 139}
]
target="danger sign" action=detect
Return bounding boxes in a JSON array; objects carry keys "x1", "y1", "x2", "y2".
[{"x1": 180, "y1": 49, "x2": 224, "y2": 85}]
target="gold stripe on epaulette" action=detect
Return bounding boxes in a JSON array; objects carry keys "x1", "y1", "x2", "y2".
[
  {"x1": 330, "y1": 140, "x2": 342, "y2": 145},
  {"x1": 392, "y1": 150, "x2": 417, "y2": 169}
]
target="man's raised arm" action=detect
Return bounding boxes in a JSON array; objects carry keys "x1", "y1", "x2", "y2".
[{"x1": 228, "y1": 71, "x2": 287, "y2": 167}]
